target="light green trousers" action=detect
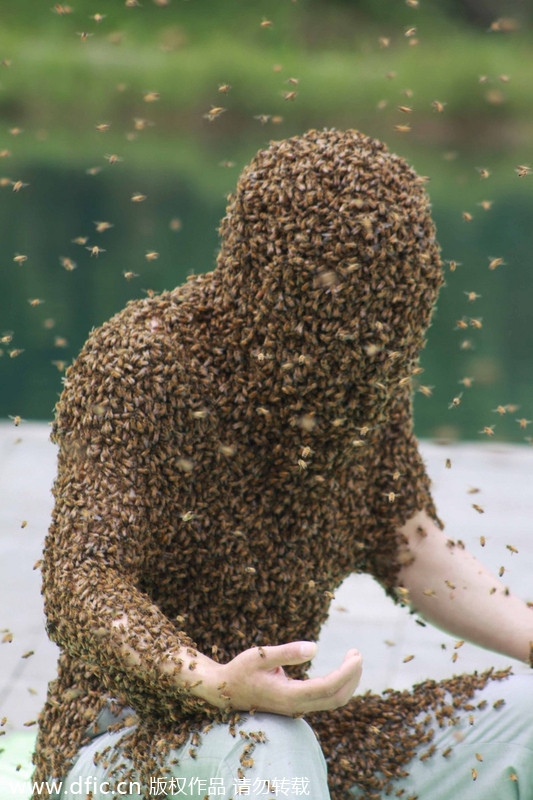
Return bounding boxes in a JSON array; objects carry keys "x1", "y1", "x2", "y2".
[{"x1": 52, "y1": 672, "x2": 533, "y2": 800}]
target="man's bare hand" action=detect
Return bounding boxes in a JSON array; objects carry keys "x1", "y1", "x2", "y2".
[{"x1": 200, "y1": 641, "x2": 362, "y2": 716}]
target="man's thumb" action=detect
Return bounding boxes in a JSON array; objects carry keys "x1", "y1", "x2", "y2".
[{"x1": 257, "y1": 641, "x2": 317, "y2": 667}]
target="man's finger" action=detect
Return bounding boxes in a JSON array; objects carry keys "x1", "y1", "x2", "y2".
[{"x1": 253, "y1": 641, "x2": 318, "y2": 668}]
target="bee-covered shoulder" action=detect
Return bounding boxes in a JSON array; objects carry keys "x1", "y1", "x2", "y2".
[{"x1": 51, "y1": 297, "x2": 179, "y2": 451}]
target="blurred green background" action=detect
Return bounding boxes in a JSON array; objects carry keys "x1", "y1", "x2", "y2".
[{"x1": 1, "y1": 0, "x2": 532, "y2": 443}]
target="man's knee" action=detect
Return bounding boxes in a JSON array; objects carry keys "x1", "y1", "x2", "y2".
[{"x1": 243, "y1": 712, "x2": 324, "y2": 757}]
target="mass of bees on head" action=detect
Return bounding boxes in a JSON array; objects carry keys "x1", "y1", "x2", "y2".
[{"x1": 0, "y1": 3, "x2": 532, "y2": 800}]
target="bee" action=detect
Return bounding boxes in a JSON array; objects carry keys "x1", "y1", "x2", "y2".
[
  {"x1": 479, "y1": 426, "x2": 495, "y2": 436},
  {"x1": 492, "y1": 405, "x2": 507, "y2": 415},
  {"x1": 9, "y1": 415, "x2": 23, "y2": 426},
  {"x1": 123, "y1": 272, "x2": 139, "y2": 281},
  {"x1": 104, "y1": 154, "x2": 122, "y2": 164},
  {"x1": 60, "y1": 257, "x2": 77, "y2": 271},
  {"x1": 13, "y1": 254, "x2": 28, "y2": 264},
  {"x1": 471, "y1": 769, "x2": 478, "y2": 781},
  {"x1": 444, "y1": 580, "x2": 456, "y2": 590},
  {"x1": 431, "y1": 100, "x2": 446, "y2": 112},
  {"x1": 218, "y1": 83, "x2": 231, "y2": 93},
  {"x1": 397, "y1": 105, "x2": 412, "y2": 114},
  {"x1": 12, "y1": 180, "x2": 29, "y2": 192},
  {"x1": 2, "y1": 631, "x2": 13, "y2": 642},
  {"x1": 417, "y1": 385, "x2": 434, "y2": 397},
  {"x1": 0, "y1": 332, "x2": 13, "y2": 344},
  {"x1": 86, "y1": 166, "x2": 102, "y2": 175},
  {"x1": 384, "y1": 491, "x2": 401, "y2": 503},
  {"x1": 254, "y1": 114, "x2": 272, "y2": 125},
  {"x1": 9, "y1": 348, "x2": 24, "y2": 358},
  {"x1": 52, "y1": 360, "x2": 67, "y2": 371},
  {"x1": 515, "y1": 165, "x2": 532, "y2": 177},
  {"x1": 442, "y1": 747, "x2": 452, "y2": 758},
  {"x1": 125, "y1": 0, "x2": 142, "y2": 7},
  {"x1": 284, "y1": 91, "x2": 298, "y2": 101},
  {"x1": 53, "y1": 3, "x2": 73, "y2": 13},
  {"x1": 22, "y1": 650, "x2": 34, "y2": 658},
  {"x1": 203, "y1": 106, "x2": 226, "y2": 121},
  {"x1": 403, "y1": 655, "x2": 414, "y2": 663},
  {"x1": 72, "y1": 236, "x2": 88, "y2": 245},
  {"x1": 404, "y1": 26, "x2": 417, "y2": 37},
  {"x1": 478, "y1": 199, "x2": 493, "y2": 210},
  {"x1": 9, "y1": 127, "x2": 23, "y2": 136},
  {"x1": 516, "y1": 418, "x2": 532, "y2": 429},
  {"x1": 94, "y1": 221, "x2": 114, "y2": 232},
  {"x1": 451, "y1": 652, "x2": 458, "y2": 662},
  {"x1": 488, "y1": 257, "x2": 505, "y2": 270},
  {"x1": 394, "y1": 124, "x2": 411, "y2": 133},
  {"x1": 477, "y1": 168, "x2": 490, "y2": 179},
  {"x1": 76, "y1": 32, "x2": 94, "y2": 41},
  {"x1": 0, "y1": 149, "x2": 11, "y2": 157},
  {"x1": 378, "y1": 37, "x2": 390, "y2": 48},
  {"x1": 459, "y1": 376, "x2": 474, "y2": 388},
  {"x1": 464, "y1": 291, "x2": 481, "y2": 302},
  {"x1": 287, "y1": 77, "x2": 299, "y2": 85},
  {"x1": 499, "y1": 566, "x2": 505, "y2": 577},
  {"x1": 448, "y1": 393, "x2": 463, "y2": 409},
  {"x1": 506, "y1": 544, "x2": 518, "y2": 554},
  {"x1": 145, "y1": 251, "x2": 159, "y2": 261},
  {"x1": 469, "y1": 317, "x2": 483, "y2": 329},
  {"x1": 454, "y1": 318, "x2": 468, "y2": 330},
  {"x1": 260, "y1": 19, "x2": 273, "y2": 28},
  {"x1": 90, "y1": 13, "x2": 106, "y2": 22},
  {"x1": 472, "y1": 504, "x2": 484, "y2": 513},
  {"x1": 86, "y1": 245, "x2": 106, "y2": 257},
  {"x1": 131, "y1": 193, "x2": 147, "y2": 202},
  {"x1": 479, "y1": 536, "x2": 485, "y2": 546},
  {"x1": 493, "y1": 698, "x2": 505, "y2": 709}
]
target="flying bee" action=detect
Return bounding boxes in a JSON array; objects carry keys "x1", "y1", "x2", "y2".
[
  {"x1": 516, "y1": 418, "x2": 532, "y2": 429},
  {"x1": 76, "y1": 32, "x2": 94, "y2": 41},
  {"x1": 404, "y1": 26, "x2": 417, "y2": 36},
  {"x1": 454, "y1": 318, "x2": 468, "y2": 330},
  {"x1": 448, "y1": 392, "x2": 463, "y2": 409},
  {"x1": 8, "y1": 415, "x2": 23, "y2": 426},
  {"x1": 477, "y1": 167, "x2": 490, "y2": 179},
  {"x1": 479, "y1": 426, "x2": 495, "y2": 436},
  {"x1": 397, "y1": 105, "x2": 412, "y2": 113},
  {"x1": 9, "y1": 349, "x2": 24, "y2": 357},
  {"x1": 445, "y1": 458, "x2": 452, "y2": 468},
  {"x1": 86, "y1": 245, "x2": 106, "y2": 257},
  {"x1": 283, "y1": 91, "x2": 298, "y2": 101},
  {"x1": 60, "y1": 257, "x2": 76, "y2": 271},
  {"x1": 254, "y1": 114, "x2": 272, "y2": 125},
  {"x1": 125, "y1": 0, "x2": 142, "y2": 7},
  {"x1": 499, "y1": 566, "x2": 505, "y2": 577},
  {"x1": 123, "y1": 271, "x2": 139, "y2": 281},
  {"x1": 488, "y1": 256, "x2": 505, "y2": 270},
  {"x1": 260, "y1": 19, "x2": 273, "y2": 27},
  {"x1": 104, "y1": 154, "x2": 122, "y2": 164},
  {"x1": 131, "y1": 193, "x2": 147, "y2": 202},
  {"x1": 472, "y1": 504, "x2": 484, "y2": 513},
  {"x1": 12, "y1": 180, "x2": 29, "y2": 192},
  {"x1": 0, "y1": 332, "x2": 13, "y2": 344},
  {"x1": 94, "y1": 221, "x2": 114, "y2": 232},
  {"x1": 478, "y1": 199, "x2": 493, "y2": 210},
  {"x1": 378, "y1": 37, "x2": 390, "y2": 48},
  {"x1": 13, "y1": 254, "x2": 28, "y2": 264},
  {"x1": 72, "y1": 236, "x2": 88, "y2": 245},
  {"x1": 53, "y1": 4, "x2": 73, "y2": 13},
  {"x1": 95, "y1": 123, "x2": 110, "y2": 132},
  {"x1": 218, "y1": 83, "x2": 231, "y2": 93},
  {"x1": 469, "y1": 317, "x2": 483, "y2": 329},
  {"x1": 28, "y1": 298, "x2": 44, "y2": 307},
  {"x1": 479, "y1": 536, "x2": 485, "y2": 546},
  {"x1": 86, "y1": 166, "x2": 102, "y2": 175},
  {"x1": 203, "y1": 106, "x2": 226, "y2": 121},
  {"x1": 516, "y1": 165, "x2": 532, "y2": 177},
  {"x1": 459, "y1": 376, "x2": 474, "y2": 388},
  {"x1": 431, "y1": 99, "x2": 446, "y2": 112},
  {"x1": 403, "y1": 655, "x2": 414, "y2": 663},
  {"x1": 462, "y1": 211, "x2": 473, "y2": 221},
  {"x1": 145, "y1": 251, "x2": 159, "y2": 261},
  {"x1": 417, "y1": 385, "x2": 434, "y2": 397},
  {"x1": 90, "y1": 13, "x2": 106, "y2": 22},
  {"x1": 464, "y1": 291, "x2": 481, "y2": 302},
  {"x1": 506, "y1": 544, "x2": 518, "y2": 554}
]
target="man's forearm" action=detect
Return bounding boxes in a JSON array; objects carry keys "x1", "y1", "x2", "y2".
[{"x1": 395, "y1": 510, "x2": 533, "y2": 665}]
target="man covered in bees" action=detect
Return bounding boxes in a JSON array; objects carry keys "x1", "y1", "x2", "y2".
[{"x1": 33, "y1": 128, "x2": 533, "y2": 800}]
